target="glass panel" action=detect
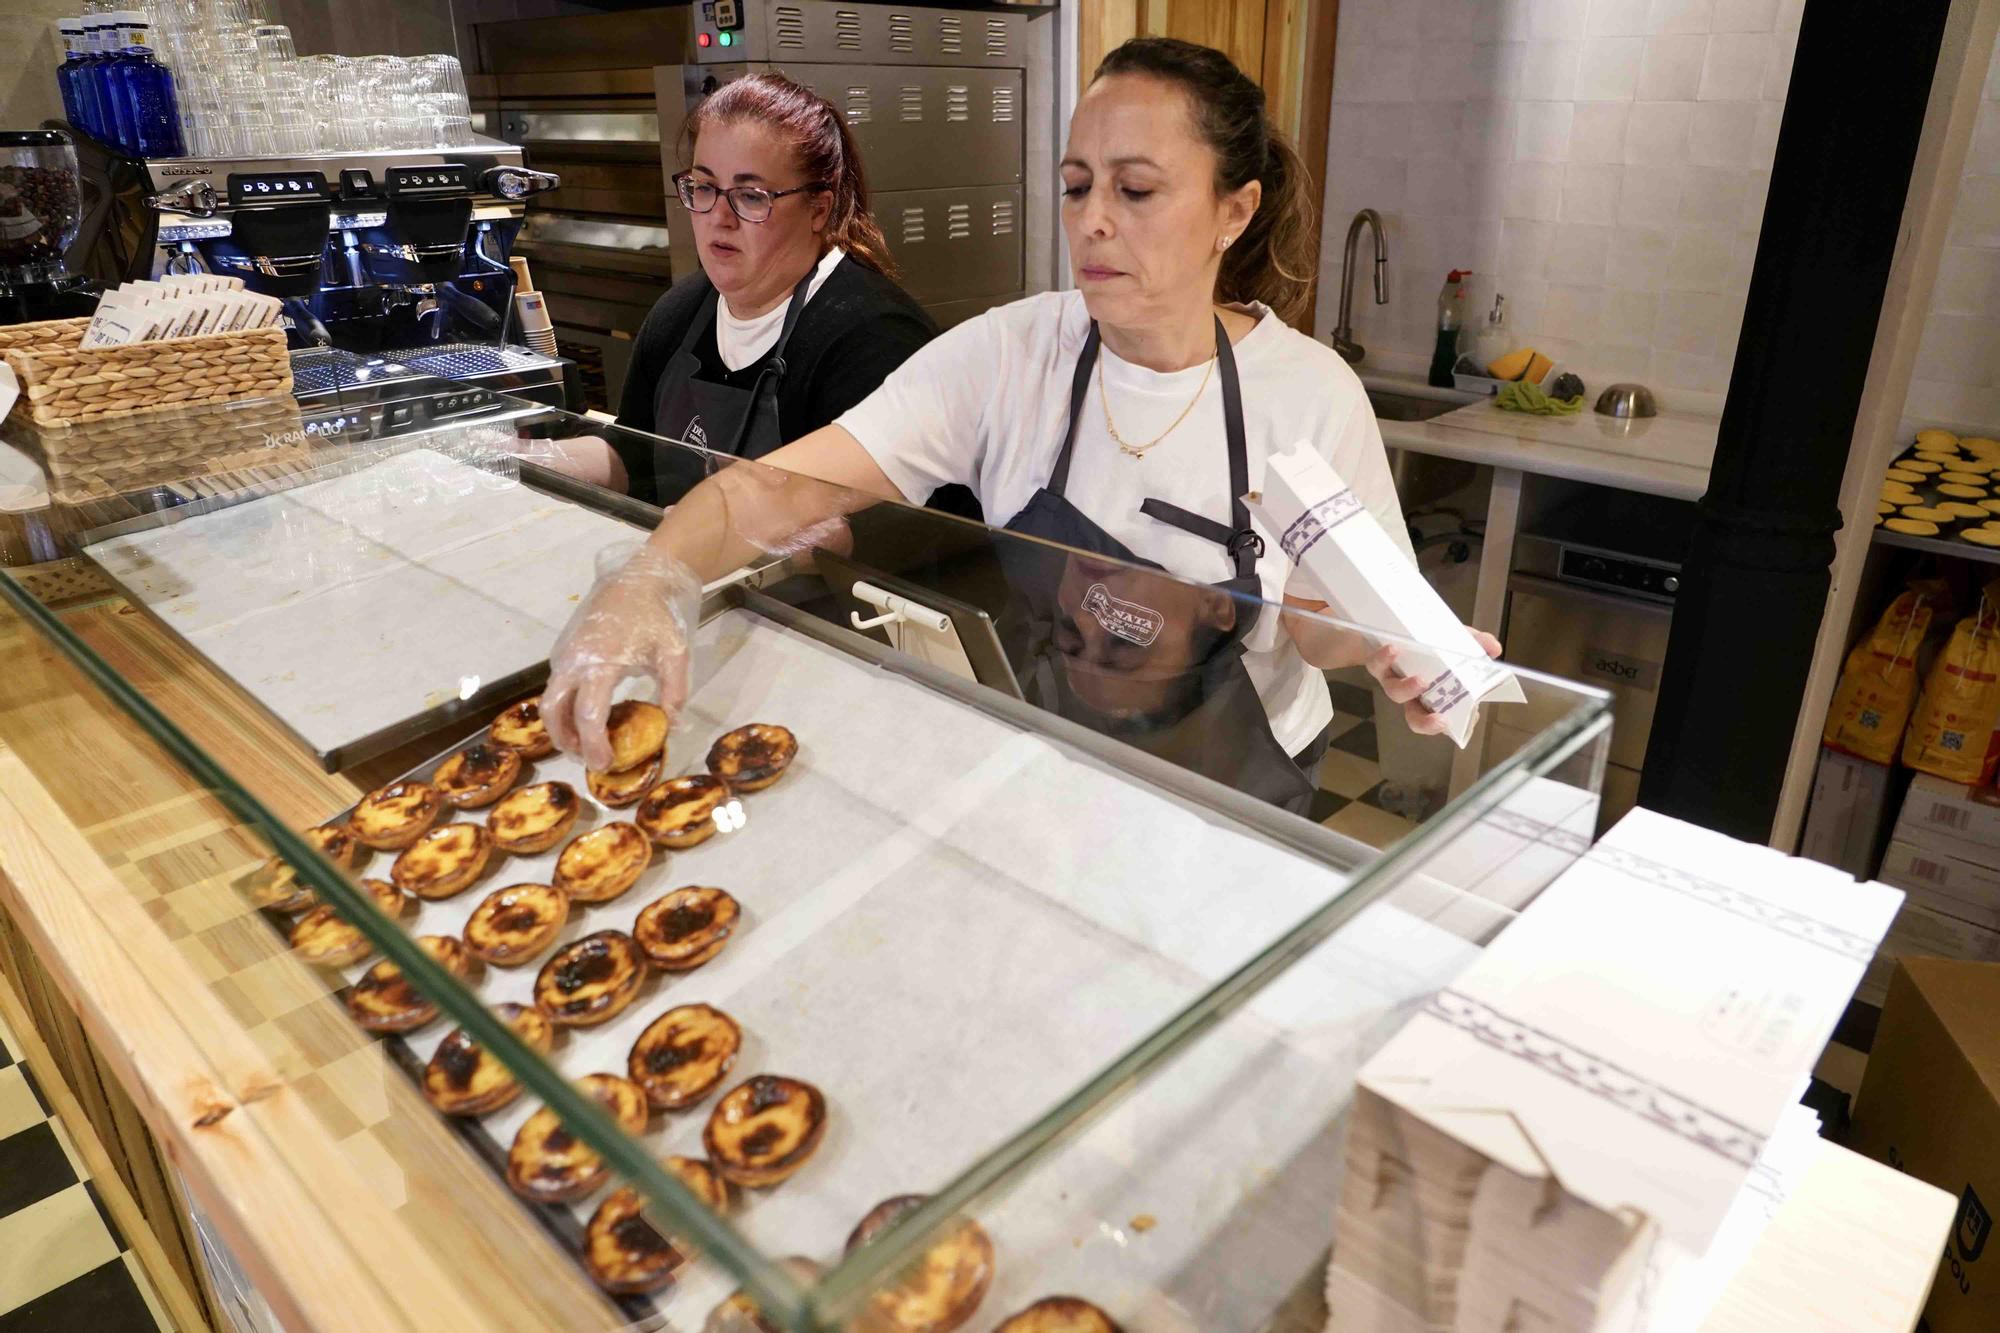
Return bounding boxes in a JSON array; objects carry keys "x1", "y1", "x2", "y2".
[{"x1": 0, "y1": 386, "x2": 1610, "y2": 1330}]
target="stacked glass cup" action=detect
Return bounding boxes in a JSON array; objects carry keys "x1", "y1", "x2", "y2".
[{"x1": 143, "y1": 0, "x2": 476, "y2": 157}]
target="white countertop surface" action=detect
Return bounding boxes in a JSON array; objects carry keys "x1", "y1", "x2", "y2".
[{"x1": 1378, "y1": 394, "x2": 1720, "y2": 501}]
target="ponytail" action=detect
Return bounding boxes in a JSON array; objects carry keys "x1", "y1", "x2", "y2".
[
  {"x1": 684, "y1": 72, "x2": 899, "y2": 278},
  {"x1": 1093, "y1": 38, "x2": 1319, "y2": 325}
]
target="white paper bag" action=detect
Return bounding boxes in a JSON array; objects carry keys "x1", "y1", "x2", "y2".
[{"x1": 1245, "y1": 443, "x2": 1523, "y2": 746}]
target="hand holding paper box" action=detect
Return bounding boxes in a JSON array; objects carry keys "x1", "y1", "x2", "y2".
[{"x1": 1244, "y1": 443, "x2": 1523, "y2": 747}]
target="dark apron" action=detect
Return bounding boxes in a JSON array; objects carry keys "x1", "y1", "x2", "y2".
[
  {"x1": 998, "y1": 318, "x2": 1317, "y2": 814},
  {"x1": 652, "y1": 263, "x2": 818, "y2": 462}
]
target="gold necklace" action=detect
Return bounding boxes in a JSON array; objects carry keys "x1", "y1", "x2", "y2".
[{"x1": 1099, "y1": 351, "x2": 1216, "y2": 459}]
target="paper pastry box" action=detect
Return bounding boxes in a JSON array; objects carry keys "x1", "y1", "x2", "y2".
[{"x1": 1245, "y1": 443, "x2": 1522, "y2": 747}]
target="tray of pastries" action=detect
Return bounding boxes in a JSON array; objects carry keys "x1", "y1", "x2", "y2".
[{"x1": 238, "y1": 606, "x2": 1450, "y2": 1326}]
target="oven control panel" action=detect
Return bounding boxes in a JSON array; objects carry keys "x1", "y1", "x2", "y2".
[{"x1": 1557, "y1": 546, "x2": 1681, "y2": 602}]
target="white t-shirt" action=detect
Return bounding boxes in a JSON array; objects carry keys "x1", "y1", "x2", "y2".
[
  {"x1": 837, "y1": 289, "x2": 1413, "y2": 754},
  {"x1": 714, "y1": 246, "x2": 845, "y2": 371}
]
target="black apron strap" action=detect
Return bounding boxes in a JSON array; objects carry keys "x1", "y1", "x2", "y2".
[
  {"x1": 1137, "y1": 497, "x2": 1234, "y2": 546},
  {"x1": 1046, "y1": 322, "x2": 1101, "y2": 499},
  {"x1": 721, "y1": 261, "x2": 821, "y2": 458},
  {"x1": 1212, "y1": 314, "x2": 1260, "y2": 581}
]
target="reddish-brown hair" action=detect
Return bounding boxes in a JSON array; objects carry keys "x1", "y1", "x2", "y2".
[{"x1": 684, "y1": 72, "x2": 897, "y2": 277}]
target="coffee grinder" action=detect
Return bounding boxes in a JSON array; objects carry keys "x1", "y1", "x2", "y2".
[{"x1": 0, "y1": 130, "x2": 102, "y2": 326}]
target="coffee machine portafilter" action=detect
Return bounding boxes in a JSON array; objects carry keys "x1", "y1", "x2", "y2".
[{"x1": 72, "y1": 132, "x2": 559, "y2": 362}]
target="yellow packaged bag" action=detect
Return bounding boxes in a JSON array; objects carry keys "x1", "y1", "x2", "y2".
[
  {"x1": 1823, "y1": 580, "x2": 1945, "y2": 762},
  {"x1": 1904, "y1": 578, "x2": 2000, "y2": 782}
]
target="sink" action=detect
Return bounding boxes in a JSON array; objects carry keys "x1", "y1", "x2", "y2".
[{"x1": 1367, "y1": 388, "x2": 1469, "y2": 422}]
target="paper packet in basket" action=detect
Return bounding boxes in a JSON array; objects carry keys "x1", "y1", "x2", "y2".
[{"x1": 1244, "y1": 443, "x2": 1523, "y2": 747}]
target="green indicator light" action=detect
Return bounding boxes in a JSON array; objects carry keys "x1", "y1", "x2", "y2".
[{"x1": 718, "y1": 31, "x2": 732, "y2": 46}]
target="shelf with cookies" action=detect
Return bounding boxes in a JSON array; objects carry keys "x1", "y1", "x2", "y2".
[{"x1": 0, "y1": 395, "x2": 1611, "y2": 1332}]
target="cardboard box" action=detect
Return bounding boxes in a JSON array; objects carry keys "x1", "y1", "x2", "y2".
[
  {"x1": 1801, "y1": 748, "x2": 1899, "y2": 879},
  {"x1": 1879, "y1": 839, "x2": 2000, "y2": 930},
  {"x1": 1859, "y1": 896, "x2": 2000, "y2": 1006},
  {"x1": 1893, "y1": 773, "x2": 2000, "y2": 870},
  {"x1": 1848, "y1": 959, "x2": 2000, "y2": 1333}
]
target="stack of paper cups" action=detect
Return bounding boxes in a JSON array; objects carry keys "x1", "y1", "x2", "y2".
[{"x1": 512, "y1": 258, "x2": 557, "y2": 357}]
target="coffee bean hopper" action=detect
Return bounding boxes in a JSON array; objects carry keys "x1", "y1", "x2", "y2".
[{"x1": 0, "y1": 129, "x2": 101, "y2": 326}]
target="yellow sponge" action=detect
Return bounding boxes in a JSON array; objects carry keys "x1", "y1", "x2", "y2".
[
  {"x1": 1526, "y1": 352, "x2": 1554, "y2": 384},
  {"x1": 1486, "y1": 347, "x2": 1534, "y2": 381}
]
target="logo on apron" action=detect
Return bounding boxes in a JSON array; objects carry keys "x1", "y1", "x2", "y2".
[
  {"x1": 685, "y1": 414, "x2": 708, "y2": 448},
  {"x1": 1081, "y1": 583, "x2": 1164, "y2": 646}
]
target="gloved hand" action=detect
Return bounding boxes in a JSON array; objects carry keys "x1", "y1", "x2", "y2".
[{"x1": 542, "y1": 541, "x2": 703, "y2": 771}]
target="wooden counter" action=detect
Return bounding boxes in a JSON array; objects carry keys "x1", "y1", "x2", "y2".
[{"x1": 0, "y1": 590, "x2": 627, "y2": 1333}]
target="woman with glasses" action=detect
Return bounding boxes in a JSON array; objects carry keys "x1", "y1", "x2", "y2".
[
  {"x1": 606, "y1": 72, "x2": 934, "y2": 499},
  {"x1": 545, "y1": 39, "x2": 1497, "y2": 814}
]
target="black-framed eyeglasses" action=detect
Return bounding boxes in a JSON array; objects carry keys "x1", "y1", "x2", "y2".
[{"x1": 673, "y1": 171, "x2": 829, "y2": 223}]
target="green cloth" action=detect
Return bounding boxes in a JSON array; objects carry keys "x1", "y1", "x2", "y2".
[{"x1": 1495, "y1": 380, "x2": 1585, "y2": 415}]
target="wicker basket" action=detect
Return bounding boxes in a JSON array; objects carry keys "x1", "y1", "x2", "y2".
[
  {"x1": 0, "y1": 317, "x2": 293, "y2": 428},
  {"x1": 2, "y1": 395, "x2": 308, "y2": 503}
]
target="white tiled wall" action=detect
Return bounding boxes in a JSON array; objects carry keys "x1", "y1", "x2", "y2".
[
  {"x1": 1904, "y1": 37, "x2": 2000, "y2": 439},
  {"x1": 1316, "y1": 0, "x2": 1803, "y2": 408}
]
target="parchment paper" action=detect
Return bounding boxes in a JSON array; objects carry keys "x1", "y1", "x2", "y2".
[
  {"x1": 327, "y1": 608, "x2": 1479, "y2": 1327},
  {"x1": 82, "y1": 447, "x2": 643, "y2": 759}
]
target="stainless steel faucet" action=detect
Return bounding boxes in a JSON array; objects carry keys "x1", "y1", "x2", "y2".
[{"x1": 1332, "y1": 208, "x2": 1389, "y2": 365}]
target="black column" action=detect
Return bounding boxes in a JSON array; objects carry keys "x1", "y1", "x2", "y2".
[{"x1": 1637, "y1": 0, "x2": 1951, "y2": 839}]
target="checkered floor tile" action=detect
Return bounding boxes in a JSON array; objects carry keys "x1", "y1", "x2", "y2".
[
  {"x1": 0, "y1": 1009, "x2": 173, "y2": 1331},
  {"x1": 1305, "y1": 675, "x2": 1420, "y2": 850}
]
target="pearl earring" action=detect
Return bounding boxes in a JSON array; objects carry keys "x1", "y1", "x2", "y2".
[{"x1": 1219, "y1": 235, "x2": 1233, "y2": 251}]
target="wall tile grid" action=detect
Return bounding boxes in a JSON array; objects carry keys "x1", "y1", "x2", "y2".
[
  {"x1": 1904, "y1": 35, "x2": 2000, "y2": 440},
  {"x1": 1318, "y1": 0, "x2": 1804, "y2": 409}
]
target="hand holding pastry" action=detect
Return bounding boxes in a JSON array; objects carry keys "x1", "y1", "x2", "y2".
[{"x1": 543, "y1": 542, "x2": 703, "y2": 771}]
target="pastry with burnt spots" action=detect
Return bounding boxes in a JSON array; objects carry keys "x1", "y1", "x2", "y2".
[
  {"x1": 348, "y1": 780, "x2": 443, "y2": 851},
  {"x1": 247, "y1": 824, "x2": 359, "y2": 913},
  {"x1": 845, "y1": 1195, "x2": 996, "y2": 1333},
  {"x1": 553, "y1": 823, "x2": 653, "y2": 904},
  {"x1": 423, "y1": 1003, "x2": 556, "y2": 1116},
  {"x1": 506, "y1": 1072, "x2": 649, "y2": 1203},
  {"x1": 702, "y1": 1259, "x2": 826, "y2": 1331},
  {"x1": 993, "y1": 1299, "x2": 1122, "y2": 1333},
  {"x1": 585, "y1": 1187, "x2": 687, "y2": 1295},
  {"x1": 433, "y1": 742, "x2": 522, "y2": 809},
  {"x1": 605, "y1": 700, "x2": 669, "y2": 771},
  {"x1": 705, "y1": 723, "x2": 796, "y2": 792},
  {"x1": 390, "y1": 823, "x2": 493, "y2": 900},
  {"x1": 703, "y1": 1075, "x2": 827, "y2": 1187},
  {"x1": 288, "y1": 904, "x2": 374, "y2": 968},
  {"x1": 490, "y1": 696, "x2": 555, "y2": 759},
  {"x1": 535, "y1": 930, "x2": 646, "y2": 1027},
  {"x1": 346, "y1": 935, "x2": 475, "y2": 1033},
  {"x1": 359, "y1": 877, "x2": 410, "y2": 920},
  {"x1": 628, "y1": 1004, "x2": 741, "y2": 1111},
  {"x1": 587, "y1": 755, "x2": 661, "y2": 809},
  {"x1": 488, "y1": 781, "x2": 581, "y2": 855},
  {"x1": 664, "y1": 1154, "x2": 731, "y2": 1213},
  {"x1": 635, "y1": 886, "x2": 739, "y2": 972},
  {"x1": 635, "y1": 774, "x2": 731, "y2": 850},
  {"x1": 463, "y1": 882, "x2": 570, "y2": 967}
]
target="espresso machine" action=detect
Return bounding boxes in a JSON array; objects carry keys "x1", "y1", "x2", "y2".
[{"x1": 69, "y1": 131, "x2": 577, "y2": 408}]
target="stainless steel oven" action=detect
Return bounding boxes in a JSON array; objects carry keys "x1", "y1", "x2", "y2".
[{"x1": 1489, "y1": 490, "x2": 1695, "y2": 830}]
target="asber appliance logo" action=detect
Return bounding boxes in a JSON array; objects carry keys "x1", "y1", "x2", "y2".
[{"x1": 1959, "y1": 1185, "x2": 1992, "y2": 1263}]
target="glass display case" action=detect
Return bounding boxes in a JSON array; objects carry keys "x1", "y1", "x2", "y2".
[{"x1": 0, "y1": 371, "x2": 1610, "y2": 1331}]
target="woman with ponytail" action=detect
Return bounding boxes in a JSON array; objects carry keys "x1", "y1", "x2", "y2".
[
  {"x1": 609, "y1": 72, "x2": 934, "y2": 495},
  {"x1": 547, "y1": 39, "x2": 1496, "y2": 814}
]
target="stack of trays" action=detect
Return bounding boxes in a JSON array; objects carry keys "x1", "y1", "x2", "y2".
[{"x1": 1878, "y1": 427, "x2": 2000, "y2": 548}]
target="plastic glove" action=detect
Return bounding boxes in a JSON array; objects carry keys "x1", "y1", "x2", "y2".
[{"x1": 542, "y1": 540, "x2": 703, "y2": 771}]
